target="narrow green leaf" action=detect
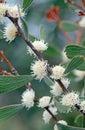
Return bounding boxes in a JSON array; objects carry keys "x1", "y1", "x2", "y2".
[
  {"x1": 58, "y1": 124, "x2": 85, "y2": 130},
  {"x1": 74, "y1": 115, "x2": 83, "y2": 127},
  {"x1": 44, "y1": 76, "x2": 54, "y2": 86},
  {"x1": 40, "y1": 25, "x2": 46, "y2": 40},
  {"x1": 0, "y1": 30, "x2": 3, "y2": 39},
  {"x1": 0, "y1": 104, "x2": 23, "y2": 121},
  {"x1": 77, "y1": 61, "x2": 85, "y2": 71},
  {"x1": 60, "y1": 21, "x2": 80, "y2": 32},
  {"x1": 21, "y1": 18, "x2": 28, "y2": 38},
  {"x1": 44, "y1": 45, "x2": 61, "y2": 58},
  {"x1": 64, "y1": 56, "x2": 84, "y2": 74},
  {"x1": 0, "y1": 75, "x2": 33, "y2": 93},
  {"x1": 65, "y1": 45, "x2": 85, "y2": 59},
  {"x1": 22, "y1": 0, "x2": 33, "y2": 11}
]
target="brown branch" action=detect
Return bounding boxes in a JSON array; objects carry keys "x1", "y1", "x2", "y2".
[
  {"x1": 0, "y1": 68, "x2": 14, "y2": 76},
  {"x1": 6, "y1": 14, "x2": 85, "y2": 116},
  {"x1": 76, "y1": 29, "x2": 83, "y2": 45},
  {"x1": 0, "y1": 50, "x2": 59, "y2": 122},
  {"x1": 0, "y1": 51, "x2": 18, "y2": 75},
  {"x1": 67, "y1": 0, "x2": 85, "y2": 12}
]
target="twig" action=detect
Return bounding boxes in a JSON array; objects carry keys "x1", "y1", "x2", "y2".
[
  {"x1": 76, "y1": 29, "x2": 83, "y2": 45},
  {"x1": 67, "y1": 0, "x2": 85, "y2": 12},
  {"x1": 0, "y1": 68, "x2": 14, "y2": 76},
  {"x1": 5, "y1": 14, "x2": 85, "y2": 116},
  {"x1": 1, "y1": 51, "x2": 59, "y2": 122},
  {"x1": 0, "y1": 51, "x2": 18, "y2": 75}
]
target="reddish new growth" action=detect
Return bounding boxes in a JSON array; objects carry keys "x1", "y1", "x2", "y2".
[
  {"x1": 78, "y1": 10, "x2": 85, "y2": 16},
  {"x1": 46, "y1": 5, "x2": 60, "y2": 23},
  {"x1": 0, "y1": 0, "x2": 6, "y2": 3}
]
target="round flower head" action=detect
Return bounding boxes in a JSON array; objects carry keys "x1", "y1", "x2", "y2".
[
  {"x1": 58, "y1": 120, "x2": 67, "y2": 125},
  {"x1": 4, "y1": 23, "x2": 18, "y2": 42},
  {"x1": 50, "y1": 78, "x2": 70, "y2": 96},
  {"x1": 43, "y1": 106, "x2": 57, "y2": 124},
  {"x1": 7, "y1": 5, "x2": 24, "y2": 18},
  {"x1": 38, "y1": 96, "x2": 51, "y2": 108},
  {"x1": 0, "y1": 3, "x2": 8, "y2": 22},
  {"x1": 21, "y1": 89, "x2": 35, "y2": 109},
  {"x1": 80, "y1": 101, "x2": 85, "y2": 113},
  {"x1": 79, "y1": 17, "x2": 85, "y2": 27},
  {"x1": 31, "y1": 60, "x2": 47, "y2": 80},
  {"x1": 60, "y1": 92, "x2": 79, "y2": 107},
  {"x1": 51, "y1": 65, "x2": 65, "y2": 79},
  {"x1": 27, "y1": 40, "x2": 48, "y2": 55}
]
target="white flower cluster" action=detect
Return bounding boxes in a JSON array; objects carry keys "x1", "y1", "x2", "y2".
[
  {"x1": 43, "y1": 106, "x2": 57, "y2": 124},
  {"x1": 27, "y1": 40, "x2": 48, "y2": 55},
  {"x1": 21, "y1": 89, "x2": 35, "y2": 109},
  {"x1": 38, "y1": 96, "x2": 51, "y2": 108},
  {"x1": 7, "y1": 5, "x2": 24, "y2": 18},
  {"x1": 80, "y1": 101, "x2": 85, "y2": 113},
  {"x1": 31, "y1": 60, "x2": 47, "y2": 80},
  {"x1": 50, "y1": 78, "x2": 70, "y2": 96},
  {"x1": 0, "y1": 3, "x2": 24, "y2": 42},
  {"x1": 4, "y1": 23, "x2": 18, "y2": 42},
  {"x1": 61, "y1": 92, "x2": 79, "y2": 107},
  {"x1": 79, "y1": 17, "x2": 85, "y2": 27},
  {"x1": 0, "y1": 3, "x2": 8, "y2": 22},
  {"x1": 0, "y1": 3, "x2": 24, "y2": 22},
  {"x1": 51, "y1": 65, "x2": 65, "y2": 79}
]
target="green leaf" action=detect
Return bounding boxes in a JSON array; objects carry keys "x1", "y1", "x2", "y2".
[
  {"x1": 22, "y1": 0, "x2": 33, "y2": 11},
  {"x1": 60, "y1": 21, "x2": 80, "y2": 32},
  {"x1": 40, "y1": 25, "x2": 46, "y2": 40},
  {"x1": 74, "y1": 115, "x2": 83, "y2": 127},
  {"x1": 64, "y1": 56, "x2": 84, "y2": 74},
  {"x1": 0, "y1": 75, "x2": 33, "y2": 93},
  {"x1": 20, "y1": 18, "x2": 28, "y2": 38},
  {"x1": 65, "y1": 45, "x2": 85, "y2": 59},
  {"x1": 58, "y1": 124, "x2": 85, "y2": 130},
  {"x1": 44, "y1": 45, "x2": 61, "y2": 58},
  {"x1": 44, "y1": 76, "x2": 54, "y2": 86},
  {"x1": 55, "y1": 100, "x2": 69, "y2": 113},
  {"x1": 0, "y1": 30, "x2": 3, "y2": 39},
  {"x1": 0, "y1": 104, "x2": 23, "y2": 121},
  {"x1": 77, "y1": 61, "x2": 85, "y2": 71}
]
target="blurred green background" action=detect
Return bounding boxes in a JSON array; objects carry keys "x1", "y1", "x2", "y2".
[{"x1": 0, "y1": 0, "x2": 85, "y2": 130}]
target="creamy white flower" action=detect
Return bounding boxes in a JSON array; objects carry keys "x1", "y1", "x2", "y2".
[
  {"x1": 27, "y1": 40, "x2": 48, "y2": 55},
  {"x1": 79, "y1": 17, "x2": 85, "y2": 27},
  {"x1": 21, "y1": 89, "x2": 35, "y2": 109},
  {"x1": 43, "y1": 106, "x2": 57, "y2": 124},
  {"x1": 58, "y1": 120, "x2": 67, "y2": 125},
  {"x1": 50, "y1": 78, "x2": 70, "y2": 96},
  {"x1": 38, "y1": 96, "x2": 51, "y2": 108},
  {"x1": 80, "y1": 101, "x2": 85, "y2": 113},
  {"x1": 54, "y1": 124, "x2": 59, "y2": 130},
  {"x1": 51, "y1": 65, "x2": 65, "y2": 79},
  {"x1": 74, "y1": 70, "x2": 85, "y2": 79},
  {"x1": 4, "y1": 23, "x2": 18, "y2": 42},
  {"x1": 61, "y1": 92, "x2": 79, "y2": 107},
  {"x1": 7, "y1": 5, "x2": 24, "y2": 18},
  {"x1": 31, "y1": 60, "x2": 47, "y2": 80},
  {"x1": 0, "y1": 3, "x2": 8, "y2": 22}
]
